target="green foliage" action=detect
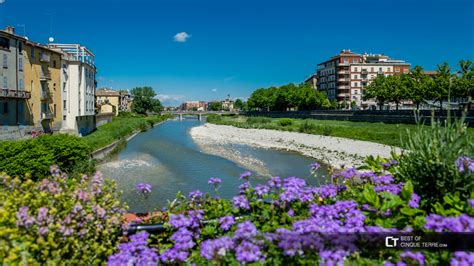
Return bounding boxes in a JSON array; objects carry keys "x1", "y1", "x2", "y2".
[
  {"x1": 208, "y1": 102, "x2": 222, "y2": 111},
  {"x1": 298, "y1": 120, "x2": 317, "y2": 133},
  {"x1": 278, "y1": 118, "x2": 293, "y2": 127},
  {"x1": 0, "y1": 169, "x2": 126, "y2": 264},
  {"x1": 234, "y1": 99, "x2": 245, "y2": 110},
  {"x1": 0, "y1": 134, "x2": 91, "y2": 179},
  {"x1": 130, "y1": 87, "x2": 163, "y2": 115},
  {"x1": 392, "y1": 116, "x2": 474, "y2": 208},
  {"x1": 247, "y1": 83, "x2": 329, "y2": 111},
  {"x1": 83, "y1": 114, "x2": 170, "y2": 151},
  {"x1": 247, "y1": 116, "x2": 272, "y2": 124}
]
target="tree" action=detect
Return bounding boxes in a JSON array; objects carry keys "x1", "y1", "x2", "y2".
[
  {"x1": 234, "y1": 99, "x2": 244, "y2": 110},
  {"x1": 208, "y1": 102, "x2": 222, "y2": 111},
  {"x1": 130, "y1": 87, "x2": 162, "y2": 115},
  {"x1": 407, "y1": 66, "x2": 432, "y2": 110},
  {"x1": 364, "y1": 75, "x2": 390, "y2": 110},
  {"x1": 432, "y1": 63, "x2": 452, "y2": 111},
  {"x1": 386, "y1": 74, "x2": 408, "y2": 110},
  {"x1": 454, "y1": 60, "x2": 474, "y2": 109}
]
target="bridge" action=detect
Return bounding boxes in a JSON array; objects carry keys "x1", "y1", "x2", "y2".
[{"x1": 162, "y1": 110, "x2": 240, "y2": 120}]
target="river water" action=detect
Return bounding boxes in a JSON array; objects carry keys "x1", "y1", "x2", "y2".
[{"x1": 97, "y1": 117, "x2": 328, "y2": 212}]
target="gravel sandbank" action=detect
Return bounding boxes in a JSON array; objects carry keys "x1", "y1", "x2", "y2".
[{"x1": 190, "y1": 123, "x2": 401, "y2": 169}]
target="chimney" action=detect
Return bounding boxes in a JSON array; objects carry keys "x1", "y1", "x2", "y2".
[{"x1": 5, "y1": 26, "x2": 15, "y2": 34}]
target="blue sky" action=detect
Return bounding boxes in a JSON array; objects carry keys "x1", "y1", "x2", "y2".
[{"x1": 1, "y1": 0, "x2": 473, "y2": 106}]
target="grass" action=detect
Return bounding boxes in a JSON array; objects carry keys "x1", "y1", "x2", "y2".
[
  {"x1": 206, "y1": 115, "x2": 474, "y2": 148},
  {"x1": 83, "y1": 113, "x2": 171, "y2": 151}
]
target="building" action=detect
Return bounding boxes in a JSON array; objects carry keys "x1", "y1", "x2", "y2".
[
  {"x1": 316, "y1": 49, "x2": 410, "y2": 108},
  {"x1": 119, "y1": 90, "x2": 132, "y2": 112},
  {"x1": 180, "y1": 101, "x2": 207, "y2": 111},
  {"x1": 48, "y1": 43, "x2": 97, "y2": 136},
  {"x1": 96, "y1": 88, "x2": 120, "y2": 116},
  {"x1": 221, "y1": 98, "x2": 234, "y2": 111},
  {"x1": 24, "y1": 40, "x2": 62, "y2": 132},
  {"x1": 0, "y1": 27, "x2": 30, "y2": 129},
  {"x1": 304, "y1": 74, "x2": 317, "y2": 90}
]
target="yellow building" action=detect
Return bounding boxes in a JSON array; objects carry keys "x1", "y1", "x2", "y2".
[
  {"x1": 23, "y1": 42, "x2": 62, "y2": 131},
  {"x1": 96, "y1": 88, "x2": 119, "y2": 116}
]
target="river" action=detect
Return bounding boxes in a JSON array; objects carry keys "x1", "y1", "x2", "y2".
[{"x1": 97, "y1": 117, "x2": 328, "y2": 212}]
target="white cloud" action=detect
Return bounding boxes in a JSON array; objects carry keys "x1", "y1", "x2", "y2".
[
  {"x1": 155, "y1": 94, "x2": 184, "y2": 102},
  {"x1": 173, "y1": 32, "x2": 191, "y2": 42},
  {"x1": 0, "y1": 0, "x2": 5, "y2": 4},
  {"x1": 211, "y1": 88, "x2": 218, "y2": 92}
]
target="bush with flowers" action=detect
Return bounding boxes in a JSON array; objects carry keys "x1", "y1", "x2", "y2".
[
  {"x1": 107, "y1": 155, "x2": 474, "y2": 265},
  {"x1": 0, "y1": 166, "x2": 127, "y2": 264}
]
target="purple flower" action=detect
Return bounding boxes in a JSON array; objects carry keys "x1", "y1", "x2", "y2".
[
  {"x1": 240, "y1": 171, "x2": 252, "y2": 180},
  {"x1": 219, "y1": 216, "x2": 236, "y2": 231},
  {"x1": 254, "y1": 184, "x2": 270, "y2": 198},
  {"x1": 200, "y1": 236, "x2": 234, "y2": 260},
  {"x1": 287, "y1": 209, "x2": 295, "y2": 217},
  {"x1": 310, "y1": 162, "x2": 321, "y2": 171},
  {"x1": 235, "y1": 240, "x2": 263, "y2": 263},
  {"x1": 319, "y1": 250, "x2": 348, "y2": 265},
  {"x1": 371, "y1": 175, "x2": 394, "y2": 185},
  {"x1": 408, "y1": 193, "x2": 421, "y2": 208},
  {"x1": 16, "y1": 206, "x2": 35, "y2": 228},
  {"x1": 233, "y1": 195, "x2": 250, "y2": 210},
  {"x1": 239, "y1": 182, "x2": 250, "y2": 194},
  {"x1": 188, "y1": 210, "x2": 204, "y2": 229},
  {"x1": 400, "y1": 251, "x2": 425, "y2": 265},
  {"x1": 334, "y1": 168, "x2": 358, "y2": 179},
  {"x1": 38, "y1": 226, "x2": 49, "y2": 236},
  {"x1": 468, "y1": 199, "x2": 474, "y2": 209},
  {"x1": 267, "y1": 176, "x2": 282, "y2": 188},
  {"x1": 450, "y1": 251, "x2": 474, "y2": 265},
  {"x1": 208, "y1": 177, "x2": 222, "y2": 189},
  {"x1": 160, "y1": 247, "x2": 189, "y2": 263},
  {"x1": 135, "y1": 183, "x2": 152, "y2": 194},
  {"x1": 107, "y1": 231, "x2": 160, "y2": 266},
  {"x1": 424, "y1": 214, "x2": 474, "y2": 232},
  {"x1": 37, "y1": 207, "x2": 49, "y2": 223},
  {"x1": 235, "y1": 221, "x2": 258, "y2": 239},
  {"x1": 171, "y1": 228, "x2": 195, "y2": 250},
  {"x1": 188, "y1": 190, "x2": 203, "y2": 201},
  {"x1": 315, "y1": 184, "x2": 338, "y2": 199},
  {"x1": 375, "y1": 183, "x2": 404, "y2": 195},
  {"x1": 456, "y1": 156, "x2": 474, "y2": 173},
  {"x1": 169, "y1": 214, "x2": 191, "y2": 229}
]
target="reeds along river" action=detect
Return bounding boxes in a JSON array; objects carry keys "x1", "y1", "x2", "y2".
[{"x1": 97, "y1": 116, "x2": 328, "y2": 212}]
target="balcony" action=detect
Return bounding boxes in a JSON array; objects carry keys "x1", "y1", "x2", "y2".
[
  {"x1": 338, "y1": 78, "x2": 350, "y2": 82},
  {"x1": 338, "y1": 70, "x2": 349, "y2": 74},
  {"x1": 361, "y1": 69, "x2": 368, "y2": 74},
  {"x1": 40, "y1": 71, "x2": 51, "y2": 81},
  {"x1": 0, "y1": 88, "x2": 31, "y2": 99},
  {"x1": 338, "y1": 61, "x2": 349, "y2": 66},
  {"x1": 338, "y1": 85, "x2": 350, "y2": 90},
  {"x1": 39, "y1": 53, "x2": 51, "y2": 63},
  {"x1": 337, "y1": 93, "x2": 350, "y2": 98},
  {"x1": 41, "y1": 111, "x2": 54, "y2": 120},
  {"x1": 41, "y1": 90, "x2": 52, "y2": 100}
]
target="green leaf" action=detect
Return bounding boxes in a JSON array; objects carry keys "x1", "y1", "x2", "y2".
[
  {"x1": 401, "y1": 180, "x2": 414, "y2": 200},
  {"x1": 362, "y1": 185, "x2": 380, "y2": 208}
]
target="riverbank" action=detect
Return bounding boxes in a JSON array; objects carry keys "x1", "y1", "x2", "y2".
[
  {"x1": 84, "y1": 113, "x2": 172, "y2": 151},
  {"x1": 190, "y1": 123, "x2": 401, "y2": 169},
  {"x1": 206, "y1": 115, "x2": 437, "y2": 147}
]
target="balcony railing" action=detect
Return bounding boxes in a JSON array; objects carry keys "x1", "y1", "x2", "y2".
[
  {"x1": 338, "y1": 78, "x2": 350, "y2": 82},
  {"x1": 361, "y1": 69, "x2": 368, "y2": 74},
  {"x1": 41, "y1": 90, "x2": 52, "y2": 100},
  {"x1": 40, "y1": 71, "x2": 51, "y2": 81},
  {"x1": 337, "y1": 93, "x2": 350, "y2": 98},
  {"x1": 0, "y1": 88, "x2": 31, "y2": 99},
  {"x1": 338, "y1": 61, "x2": 349, "y2": 66},
  {"x1": 39, "y1": 53, "x2": 51, "y2": 63},
  {"x1": 338, "y1": 85, "x2": 350, "y2": 90},
  {"x1": 338, "y1": 70, "x2": 349, "y2": 74},
  {"x1": 41, "y1": 111, "x2": 54, "y2": 120}
]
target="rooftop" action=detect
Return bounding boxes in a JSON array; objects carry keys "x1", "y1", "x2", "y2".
[
  {"x1": 48, "y1": 43, "x2": 96, "y2": 68},
  {"x1": 96, "y1": 88, "x2": 120, "y2": 96}
]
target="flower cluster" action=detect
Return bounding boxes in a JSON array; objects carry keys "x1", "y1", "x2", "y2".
[
  {"x1": 135, "y1": 183, "x2": 152, "y2": 195},
  {"x1": 107, "y1": 231, "x2": 159, "y2": 265},
  {"x1": 455, "y1": 156, "x2": 474, "y2": 173}
]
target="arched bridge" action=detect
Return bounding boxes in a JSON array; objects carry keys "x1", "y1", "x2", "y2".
[{"x1": 162, "y1": 110, "x2": 240, "y2": 120}]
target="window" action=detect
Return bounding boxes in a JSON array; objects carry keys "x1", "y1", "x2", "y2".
[
  {"x1": 0, "y1": 37, "x2": 10, "y2": 49},
  {"x1": 63, "y1": 100, "x2": 67, "y2": 110},
  {"x1": 3, "y1": 76, "x2": 7, "y2": 88},
  {"x1": 53, "y1": 60, "x2": 56, "y2": 68},
  {"x1": 19, "y1": 58, "x2": 23, "y2": 71},
  {"x1": 54, "y1": 104, "x2": 56, "y2": 116},
  {"x1": 354, "y1": 82, "x2": 358, "y2": 87},
  {"x1": 63, "y1": 115, "x2": 66, "y2": 121},
  {"x1": 387, "y1": 67, "x2": 391, "y2": 72},
  {"x1": 30, "y1": 47, "x2": 35, "y2": 58},
  {"x1": 354, "y1": 67, "x2": 358, "y2": 72},
  {"x1": 2, "y1": 54, "x2": 7, "y2": 68},
  {"x1": 3, "y1": 102, "x2": 8, "y2": 113},
  {"x1": 355, "y1": 90, "x2": 358, "y2": 94},
  {"x1": 352, "y1": 59, "x2": 358, "y2": 63},
  {"x1": 18, "y1": 42, "x2": 23, "y2": 53},
  {"x1": 354, "y1": 75, "x2": 358, "y2": 79},
  {"x1": 379, "y1": 67, "x2": 383, "y2": 72},
  {"x1": 395, "y1": 68, "x2": 400, "y2": 73},
  {"x1": 371, "y1": 67, "x2": 374, "y2": 72},
  {"x1": 63, "y1": 82, "x2": 66, "y2": 92},
  {"x1": 19, "y1": 79, "x2": 24, "y2": 90}
]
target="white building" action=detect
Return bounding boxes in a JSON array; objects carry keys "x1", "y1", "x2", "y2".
[{"x1": 48, "y1": 44, "x2": 97, "y2": 136}]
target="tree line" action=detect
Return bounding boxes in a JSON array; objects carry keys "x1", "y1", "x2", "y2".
[
  {"x1": 365, "y1": 60, "x2": 474, "y2": 110},
  {"x1": 246, "y1": 83, "x2": 334, "y2": 111}
]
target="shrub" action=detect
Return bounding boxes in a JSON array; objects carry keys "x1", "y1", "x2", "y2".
[
  {"x1": 321, "y1": 125, "x2": 333, "y2": 136},
  {"x1": 205, "y1": 114, "x2": 222, "y2": 123},
  {"x1": 392, "y1": 117, "x2": 474, "y2": 207},
  {"x1": 278, "y1": 118, "x2": 293, "y2": 127},
  {"x1": 0, "y1": 134, "x2": 91, "y2": 179},
  {"x1": 298, "y1": 120, "x2": 317, "y2": 133},
  {"x1": 0, "y1": 166, "x2": 126, "y2": 264},
  {"x1": 108, "y1": 165, "x2": 474, "y2": 265},
  {"x1": 247, "y1": 116, "x2": 272, "y2": 124}
]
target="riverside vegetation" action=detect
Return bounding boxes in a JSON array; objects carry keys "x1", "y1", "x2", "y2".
[
  {"x1": 206, "y1": 114, "x2": 474, "y2": 148},
  {"x1": 0, "y1": 113, "x2": 171, "y2": 179},
  {"x1": 0, "y1": 115, "x2": 472, "y2": 265}
]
